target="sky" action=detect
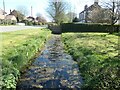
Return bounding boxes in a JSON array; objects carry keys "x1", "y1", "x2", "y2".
[{"x1": 0, "y1": 0, "x2": 110, "y2": 21}]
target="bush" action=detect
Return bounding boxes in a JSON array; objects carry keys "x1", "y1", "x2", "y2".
[
  {"x1": 72, "y1": 17, "x2": 80, "y2": 22},
  {"x1": 33, "y1": 22, "x2": 39, "y2": 25},
  {"x1": 61, "y1": 23, "x2": 119, "y2": 33},
  {"x1": 21, "y1": 20, "x2": 35, "y2": 26},
  {"x1": 0, "y1": 19, "x2": 4, "y2": 24},
  {"x1": 27, "y1": 21, "x2": 33, "y2": 26},
  {"x1": 39, "y1": 22, "x2": 43, "y2": 26},
  {"x1": 11, "y1": 20, "x2": 17, "y2": 25},
  {"x1": 20, "y1": 20, "x2": 28, "y2": 25},
  {"x1": 0, "y1": 20, "x2": 16, "y2": 25}
]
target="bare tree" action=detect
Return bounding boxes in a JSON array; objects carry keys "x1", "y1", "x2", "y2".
[
  {"x1": 101, "y1": 0, "x2": 120, "y2": 33},
  {"x1": 36, "y1": 13, "x2": 47, "y2": 23},
  {"x1": 102, "y1": 0, "x2": 120, "y2": 25},
  {"x1": 116, "y1": 1, "x2": 120, "y2": 24},
  {"x1": 36, "y1": 13, "x2": 42, "y2": 17},
  {"x1": 17, "y1": 5, "x2": 28, "y2": 16},
  {"x1": 10, "y1": 10, "x2": 25, "y2": 22},
  {"x1": 67, "y1": 12, "x2": 77, "y2": 22},
  {"x1": 36, "y1": 17, "x2": 47, "y2": 23},
  {"x1": 47, "y1": 0, "x2": 68, "y2": 24}
]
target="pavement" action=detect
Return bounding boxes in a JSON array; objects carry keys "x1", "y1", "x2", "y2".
[{"x1": 0, "y1": 26, "x2": 47, "y2": 32}]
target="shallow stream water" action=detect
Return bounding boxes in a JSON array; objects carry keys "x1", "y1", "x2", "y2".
[{"x1": 17, "y1": 35, "x2": 82, "y2": 89}]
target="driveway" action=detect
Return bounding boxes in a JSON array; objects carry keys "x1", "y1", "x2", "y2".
[{"x1": 0, "y1": 26, "x2": 47, "y2": 32}]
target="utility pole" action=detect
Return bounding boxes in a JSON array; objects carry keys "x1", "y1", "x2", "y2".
[
  {"x1": 31, "y1": 6, "x2": 33, "y2": 17},
  {"x1": 3, "y1": 0, "x2": 5, "y2": 15}
]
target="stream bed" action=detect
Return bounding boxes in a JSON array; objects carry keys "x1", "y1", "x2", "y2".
[{"x1": 17, "y1": 35, "x2": 82, "y2": 89}]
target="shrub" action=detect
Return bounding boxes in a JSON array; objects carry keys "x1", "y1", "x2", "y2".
[
  {"x1": 11, "y1": 20, "x2": 17, "y2": 25},
  {"x1": 27, "y1": 21, "x2": 33, "y2": 26},
  {"x1": 20, "y1": 20, "x2": 28, "y2": 25},
  {"x1": 0, "y1": 20, "x2": 16, "y2": 25},
  {"x1": 39, "y1": 22, "x2": 43, "y2": 26},
  {"x1": 72, "y1": 17, "x2": 80, "y2": 22}
]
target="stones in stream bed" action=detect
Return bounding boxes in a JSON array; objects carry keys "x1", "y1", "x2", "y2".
[
  {"x1": 32, "y1": 84, "x2": 43, "y2": 88},
  {"x1": 17, "y1": 35, "x2": 82, "y2": 89}
]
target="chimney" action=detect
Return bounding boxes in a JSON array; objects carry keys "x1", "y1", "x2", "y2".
[
  {"x1": 94, "y1": 0, "x2": 99, "y2": 5},
  {"x1": 84, "y1": 5, "x2": 88, "y2": 10},
  {"x1": 10, "y1": 9, "x2": 11, "y2": 14}
]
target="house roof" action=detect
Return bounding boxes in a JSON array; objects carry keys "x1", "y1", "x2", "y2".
[
  {"x1": 27, "y1": 16, "x2": 34, "y2": 19},
  {"x1": 87, "y1": 3, "x2": 101, "y2": 10},
  {"x1": 27, "y1": 16, "x2": 35, "y2": 21},
  {"x1": 0, "y1": 8, "x2": 7, "y2": 15},
  {"x1": 5, "y1": 15, "x2": 17, "y2": 21},
  {"x1": 10, "y1": 10, "x2": 19, "y2": 17},
  {"x1": 80, "y1": 2, "x2": 101, "y2": 14},
  {"x1": 10, "y1": 9, "x2": 24, "y2": 17}
]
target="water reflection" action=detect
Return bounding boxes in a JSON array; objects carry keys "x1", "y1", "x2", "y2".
[{"x1": 17, "y1": 35, "x2": 82, "y2": 89}]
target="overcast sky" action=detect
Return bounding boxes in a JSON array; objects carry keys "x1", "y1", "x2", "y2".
[{"x1": 0, "y1": 0, "x2": 111, "y2": 21}]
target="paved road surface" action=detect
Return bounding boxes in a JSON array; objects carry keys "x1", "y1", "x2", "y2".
[{"x1": 0, "y1": 26, "x2": 47, "y2": 32}]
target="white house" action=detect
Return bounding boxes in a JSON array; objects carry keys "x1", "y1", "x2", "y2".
[{"x1": 5, "y1": 15, "x2": 17, "y2": 21}]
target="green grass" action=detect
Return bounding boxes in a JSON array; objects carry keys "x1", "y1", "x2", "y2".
[
  {"x1": 1, "y1": 28, "x2": 51, "y2": 89},
  {"x1": 62, "y1": 33, "x2": 119, "y2": 90}
]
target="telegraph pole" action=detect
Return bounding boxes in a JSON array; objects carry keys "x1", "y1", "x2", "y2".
[
  {"x1": 3, "y1": 0, "x2": 5, "y2": 15},
  {"x1": 31, "y1": 6, "x2": 33, "y2": 17}
]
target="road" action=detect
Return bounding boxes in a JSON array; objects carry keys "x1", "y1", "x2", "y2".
[{"x1": 0, "y1": 26, "x2": 47, "y2": 32}]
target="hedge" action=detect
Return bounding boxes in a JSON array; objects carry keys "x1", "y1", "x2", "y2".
[
  {"x1": 61, "y1": 23, "x2": 120, "y2": 33},
  {"x1": 0, "y1": 19, "x2": 17, "y2": 25}
]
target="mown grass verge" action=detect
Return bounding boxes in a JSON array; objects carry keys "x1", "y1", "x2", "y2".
[
  {"x1": 62, "y1": 33, "x2": 120, "y2": 90},
  {"x1": 1, "y1": 28, "x2": 51, "y2": 89}
]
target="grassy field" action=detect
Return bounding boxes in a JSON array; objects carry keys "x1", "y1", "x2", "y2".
[
  {"x1": 1, "y1": 28, "x2": 51, "y2": 89},
  {"x1": 62, "y1": 33, "x2": 119, "y2": 90}
]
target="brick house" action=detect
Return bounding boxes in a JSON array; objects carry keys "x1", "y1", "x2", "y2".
[{"x1": 79, "y1": 0, "x2": 101, "y2": 23}]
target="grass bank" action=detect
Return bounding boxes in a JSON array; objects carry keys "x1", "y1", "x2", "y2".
[
  {"x1": 1, "y1": 28, "x2": 51, "y2": 89},
  {"x1": 62, "y1": 33, "x2": 119, "y2": 90}
]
